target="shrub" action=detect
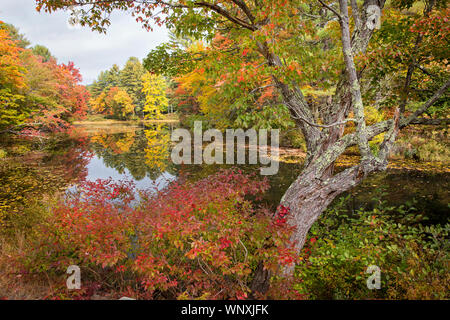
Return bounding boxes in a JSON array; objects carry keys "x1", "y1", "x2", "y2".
[
  {"x1": 19, "y1": 170, "x2": 296, "y2": 299},
  {"x1": 295, "y1": 196, "x2": 449, "y2": 299},
  {"x1": 12, "y1": 144, "x2": 31, "y2": 156},
  {"x1": 417, "y1": 139, "x2": 449, "y2": 162},
  {"x1": 391, "y1": 129, "x2": 449, "y2": 162},
  {"x1": 281, "y1": 129, "x2": 306, "y2": 150}
]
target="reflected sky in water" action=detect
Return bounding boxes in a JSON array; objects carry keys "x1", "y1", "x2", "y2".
[{"x1": 86, "y1": 155, "x2": 176, "y2": 191}]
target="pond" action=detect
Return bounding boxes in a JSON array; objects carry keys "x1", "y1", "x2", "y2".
[{"x1": 1, "y1": 122, "x2": 449, "y2": 226}]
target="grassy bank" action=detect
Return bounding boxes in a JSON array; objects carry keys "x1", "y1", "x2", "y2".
[{"x1": 73, "y1": 113, "x2": 179, "y2": 126}]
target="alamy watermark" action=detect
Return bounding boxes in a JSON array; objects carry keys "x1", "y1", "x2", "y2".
[
  {"x1": 171, "y1": 121, "x2": 280, "y2": 175},
  {"x1": 66, "y1": 265, "x2": 81, "y2": 290},
  {"x1": 366, "y1": 265, "x2": 381, "y2": 290},
  {"x1": 366, "y1": 5, "x2": 382, "y2": 30}
]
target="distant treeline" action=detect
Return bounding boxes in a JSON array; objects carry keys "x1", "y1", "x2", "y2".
[{"x1": 88, "y1": 57, "x2": 169, "y2": 120}]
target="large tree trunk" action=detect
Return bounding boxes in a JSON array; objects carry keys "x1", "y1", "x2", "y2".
[
  {"x1": 278, "y1": 161, "x2": 362, "y2": 274},
  {"x1": 250, "y1": 168, "x2": 338, "y2": 296},
  {"x1": 280, "y1": 172, "x2": 337, "y2": 254},
  {"x1": 250, "y1": 164, "x2": 360, "y2": 295}
]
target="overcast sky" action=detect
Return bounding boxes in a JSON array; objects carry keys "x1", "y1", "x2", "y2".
[{"x1": 1, "y1": 0, "x2": 169, "y2": 84}]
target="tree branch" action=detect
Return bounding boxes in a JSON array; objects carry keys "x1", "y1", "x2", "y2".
[
  {"x1": 231, "y1": 0, "x2": 255, "y2": 23},
  {"x1": 339, "y1": 0, "x2": 372, "y2": 158},
  {"x1": 409, "y1": 118, "x2": 450, "y2": 125},
  {"x1": 350, "y1": 0, "x2": 362, "y2": 29},
  {"x1": 311, "y1": 78, "x2": 449, "y2": 175},
  {"x1": 318, "y1": 0, "x2": 343, "y2": 21},
  {"x1": 403, "y1": 79, "x2": 450, "y2": 126},
  {"x1": 194, "y1": 1, "x2": 257, "y2": 31},
  {"x1": 397, "y1": 0, "x2": 437, "y2": 114},
  {"x1": 292, "y1": 115, "x2": 356, "y2": 128}
]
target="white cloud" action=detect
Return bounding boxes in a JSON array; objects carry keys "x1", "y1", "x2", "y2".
[{"x1": 0, "y1": 0, "x2": 169, "y2": 84}]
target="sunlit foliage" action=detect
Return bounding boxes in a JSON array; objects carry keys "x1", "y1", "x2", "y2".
[{"x1": 142, "y1": 72, "x2": 169, "y2": 119}]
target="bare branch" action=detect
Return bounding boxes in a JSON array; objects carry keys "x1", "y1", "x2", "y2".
[
  {"x1": 312, "y1": 78, "x2": 449, "y2": 174},
  {"x1": 231, "y1": 0, "x2": 256, "y2": 23},
  {"x1": 399, "y1": 35, "x2": 424, "y2": 113},
  {"x1": 159, "y1": 0, "x2": 258, "y2": 31},
  {"x1": 415, "y1": 64, "x2": 439, "y2": 80},
  {"x1": 409, "y1": 118, "x2": 450, "y2": 125},
  {"x1": 377, "y1": 107, "x2": 400, "y2": 161},
  {"x1": 250, "y1": 84, "x2": 276, "y2": 94},
  {"x1": 194, "y1": 1, "x2": 257, "y2": 31}
]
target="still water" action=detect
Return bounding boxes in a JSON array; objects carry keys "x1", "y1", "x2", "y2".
[
  {"x1": 86, "y1": 155, "x2": 176, "y2": 191},
  {"x1": 1, "y1": 123, "x2": 448, "y2": 224}
]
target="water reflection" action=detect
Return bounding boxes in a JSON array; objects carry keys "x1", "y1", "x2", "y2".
[
  {"x1": 86, "y1": 155, "x2": 176, "y2": 191},
  {"x1": 85, "y1": 124, "x2": 449, "y2": 219},
  {"x1": 1, "y1": 122, "x2": 448, "y2": 224},
  {"x1": 87, "y1": 124, "x2": 175, "y2": 180}
]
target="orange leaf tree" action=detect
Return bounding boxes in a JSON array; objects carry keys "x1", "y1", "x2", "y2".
[{"x1": 0, "y1": 22, "x2": 28, "y2": 130}]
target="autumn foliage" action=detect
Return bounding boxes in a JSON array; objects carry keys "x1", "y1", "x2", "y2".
[
  {"x1": 0, "y1": 20, "x2": 89, "y2": 134},
  {"x1": 0, "y1": 24, "x2": 27, "y2": 129},
  {"x1": 90, "y1": 86, "x2": 134, "y2": 120},
  {"x1": 21, "y1": 170, "x2": 296, "y2": 299}
]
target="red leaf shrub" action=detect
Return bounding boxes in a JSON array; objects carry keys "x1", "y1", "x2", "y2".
[{"x1": 21, "y1": 170, "x2": 296, "y2": 299}]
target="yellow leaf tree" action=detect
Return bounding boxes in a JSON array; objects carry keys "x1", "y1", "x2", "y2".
[
  {"x1": 142, "y1": 72, "x2": 168, "y2": 119},
  {"x1": 89, "y1": 87, "x2": 135, "y2": 120},
  {"x1": 89, "y1": 91, "x2": 108, "y2": 114},
  {"x1": 112, "y1": 88, "x2": 134, "y2": 120}
]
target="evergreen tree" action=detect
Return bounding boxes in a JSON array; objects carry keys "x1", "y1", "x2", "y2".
[
  {"x1": 89, "y1": 64, "x2": 121, "y2": 98},
  {"x1": 119, "y1": 57, "x2": 146, "y2": 116},
  {"x1": 32, "y1": 45, "x2": 54, "y2": 63}
]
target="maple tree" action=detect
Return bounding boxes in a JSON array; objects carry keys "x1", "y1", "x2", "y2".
[
  {"x1": 89, "y1": 91, "x2": 108, "y2": 115},
  {"x1": 109, "y1": 87, "x2": 135, "y2": 119},
  {"x1": 1, "y1": 21, "x2": 89, "y2": 134},
  {"x1": 166, "y1": 38, "x2": 294, "y2": 129},
  {"x1": 0, "y1": 23, "x2": 28, "y2": 130},
  {"x1": 20, "y1": 51, "x2": 89, "y2": 131},
  {"x1": 0, "y1": 22, "x2": 30, "y2": 49},
  {"x1": 35, "y1": 0, "x2": 449, "y2": 290}
]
